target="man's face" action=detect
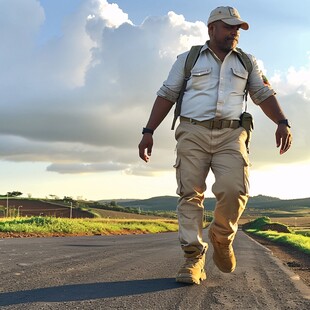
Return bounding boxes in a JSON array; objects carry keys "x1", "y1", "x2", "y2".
[{"x1": 209, "y1": 21, "x2": 240, "y2": 52}]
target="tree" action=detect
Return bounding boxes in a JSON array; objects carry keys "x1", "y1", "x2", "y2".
[
  {"x1": 0, "y1": 191, "x2": 23, "y2": 198},
  {"x1": 7, "y1": 191, "x2": 23, "y2": 197},
  {"x1": 63, "y1": 196, "x2": 74, "y2": 203}
]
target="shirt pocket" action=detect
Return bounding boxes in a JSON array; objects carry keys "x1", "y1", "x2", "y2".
[
  {"x1": 231, "y1": 68, "x2": 248, "y2": 93},
  {"x1": 190, "y1": 67, "x2": 212, "y2": 91}
]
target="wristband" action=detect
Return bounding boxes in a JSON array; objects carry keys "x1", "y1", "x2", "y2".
[
  {"x1": 142, "y1": 127, "x2": 154, "y2": 135},
  {"x1": 278, "y1": 119, "x2": 291, "y2": 128}
]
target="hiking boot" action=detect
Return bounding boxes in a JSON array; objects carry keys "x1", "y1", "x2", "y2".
[
  {"x1": 176, "y1": 246, "x2": 207, "y2": 285},
  {"x1": 208, "y1": 229, "x2": 236, "y2": 273}
]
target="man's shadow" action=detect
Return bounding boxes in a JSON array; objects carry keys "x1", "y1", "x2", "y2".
[{"x1": 0, "y1": 278, "x2": 185, "y2": 306}]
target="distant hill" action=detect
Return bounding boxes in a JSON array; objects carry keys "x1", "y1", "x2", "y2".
[
  {"x1": 116, "y1": 195, "x2": 310, "y2": 214},
  {"x1": 99, "y1": 199, "x2": 138, "y2": 204},
  {"x1": 1, "y1": 196, "x2": 308, "y2": 219},
  {"x1": 246, "y1": 195, "x2": 309, "y2": 209},
  {"x1": 116, "y1": 196, "x2": 180, "y2": 211}
]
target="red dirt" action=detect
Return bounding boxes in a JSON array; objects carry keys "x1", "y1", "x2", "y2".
[{"x1": 0, "y1": 199, "x2": 93, "y2": 218}]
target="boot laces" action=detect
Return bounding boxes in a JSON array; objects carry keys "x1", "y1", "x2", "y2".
[
  {"x1": 182, "y1": 256, "x2": 202, "y2": 269},
  {"x1": 218, "y1": 243, "x2": 233, "y2": 257}
]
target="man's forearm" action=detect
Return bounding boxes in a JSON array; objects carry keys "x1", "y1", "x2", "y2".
[
  {"x1": 145, "y1": 96, "x2": 175, "y2": 131},
  {"x1": 259, "y1": 95, "x2": 287, "y2": 124}
]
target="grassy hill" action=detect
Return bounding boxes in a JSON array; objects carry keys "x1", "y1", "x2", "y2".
[
  {"x1": 91, "y1": 208, "x2": 163, "y2": 219},
  {"x1": 1, "y1": 195, "x2": 309, "y2": 220},
  {"x1": 115, "y1": 195, "x2": 310, "y2": 217}
]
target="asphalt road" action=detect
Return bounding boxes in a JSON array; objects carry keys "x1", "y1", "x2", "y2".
[{"x1": 0, "y1": 230, "x2": 309, "y2": 310}]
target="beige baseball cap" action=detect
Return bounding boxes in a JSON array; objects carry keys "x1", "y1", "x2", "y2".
[{"x1": 207, "y1": 6, "x2": 249, "y2": 30}]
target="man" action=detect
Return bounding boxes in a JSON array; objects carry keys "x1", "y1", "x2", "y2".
[{"x1": 138, "y1": 6, "x2": 292, "y2": 285}]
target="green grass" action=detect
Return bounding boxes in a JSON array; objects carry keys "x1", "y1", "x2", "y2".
[
  {"x1": 246, "y1": 229, "x2": 310, "y2": 255},
  {"x1": 295, "y1": 230, "x2": 310, "y2": 237},
  {"x1": 244, "y1": 217, "x2": 310, "y2": 255},
  {"x1": 0, "y1": 217, "x2": 179, "y2": 236}
]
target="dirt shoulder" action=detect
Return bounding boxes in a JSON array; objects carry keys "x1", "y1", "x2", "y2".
[{"x1": 246, "y1": 232, "x2": 310, "y2": 287}]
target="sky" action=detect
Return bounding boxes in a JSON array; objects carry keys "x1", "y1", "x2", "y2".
[{"x1": 0, "y1": 0, "x2": 309, "y2": 201}]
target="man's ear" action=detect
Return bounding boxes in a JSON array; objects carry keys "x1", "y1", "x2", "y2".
[{"x1": 208, "y1": 24, "x2": 214, "y2": 38}]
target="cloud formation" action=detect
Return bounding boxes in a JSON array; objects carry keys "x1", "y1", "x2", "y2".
[{"x1": 0, "y1": 0, "x2": 309, "y2": 176}]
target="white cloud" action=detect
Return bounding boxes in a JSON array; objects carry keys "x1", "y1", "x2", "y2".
[
  {"x1": 248, "y1": 60, "x2": 310, "y2": 166},
  {"x1": 97, "y1": 0, "x2": 132, "y2": 27},
  {"x1": 270, "y1": 62, "x2": 310, "y2": 97},
  {"x1": 0, "y1": 0, "x2": 308, "y2": 178}
]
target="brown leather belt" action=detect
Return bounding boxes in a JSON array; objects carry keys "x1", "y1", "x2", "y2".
[{"x1": 180, "y1": 116, "x2": 240, "y2": 129}]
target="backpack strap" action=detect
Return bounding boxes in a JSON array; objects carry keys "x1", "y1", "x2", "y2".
[
  {"x1": 171, "y1": 45, "x2": 203, "y2": 130},
  {"x1": 235, "y1": 47, "x2": 253, "y2": 73},
  {"x1": 235, "y1": 47, "x2": 253, "y2": 111}
]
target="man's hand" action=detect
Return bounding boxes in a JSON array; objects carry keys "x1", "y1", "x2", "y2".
[
  {"x1": 258, "y1": 95, "x2": 292, "y2": 155},
  {"x1": 137, "y1": 96, "x2": 174, "y2": 162},
  {"x1": 276, "y1": 125, "x2": 292, "y2": 155},
  {"x1": 138, "y1": 134, "x2": 153, "y2": 162}
]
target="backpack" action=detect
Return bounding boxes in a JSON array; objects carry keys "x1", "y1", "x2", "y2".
[{"x1": 171, "y1": 45, "x2": 253, "y2": 130}]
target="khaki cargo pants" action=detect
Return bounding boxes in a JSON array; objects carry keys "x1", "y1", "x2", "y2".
[{"x1": 174, "y1": 121, "x2": 250, "y2": 253}]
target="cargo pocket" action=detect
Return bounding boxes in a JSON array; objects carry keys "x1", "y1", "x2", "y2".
[
  {"x1": 173, "y1": 156, "x2": 183, "y2": 196},
  {"x1": 240, "y1": 152, "x2": 250, "y2": 195},
  {"x1": 231, "y1": 68, "x2": 248, "y2": 93},
  {"x1": 239, "y1": 127, "x2": 249, "y2": 153}
]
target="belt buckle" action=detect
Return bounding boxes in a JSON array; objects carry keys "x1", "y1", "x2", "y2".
[{"x1": 213, "y1": 120, "x2": 221, "y2": 129}]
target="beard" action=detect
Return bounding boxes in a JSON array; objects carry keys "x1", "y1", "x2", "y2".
[
  {"x1": 209, "y1": 33, "x2": 239, "y2": 55},
  {"x1": 225, "y1": 36, "x2": 239, "y2": 50}
]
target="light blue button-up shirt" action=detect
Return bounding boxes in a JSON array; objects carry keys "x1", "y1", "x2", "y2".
[{"x1": 157, "y1": 42, "x2": 275, "y2": 121}]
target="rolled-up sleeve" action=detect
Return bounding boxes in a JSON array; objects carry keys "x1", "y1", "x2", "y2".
[
  {"x1": 248, "y1": 55, "x2": 276, "y2": 105},
  {"x1": 157, "y1": 52, "x2": 188, "y2": 103}
]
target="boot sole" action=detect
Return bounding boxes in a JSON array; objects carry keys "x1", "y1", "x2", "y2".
[
  {"x1": 213, "y1": 256, "x2": 236, "y2": 273},
  {"x1": 209, "y1": 229, "x2": 236, "y2": 273},
  {"x1": 176, "y1": 270, "x2": 207, "y2": 285}
]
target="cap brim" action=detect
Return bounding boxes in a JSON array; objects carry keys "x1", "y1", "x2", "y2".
[{"x1": 223, "y1": 18, "x2": 249, "y2": 30}]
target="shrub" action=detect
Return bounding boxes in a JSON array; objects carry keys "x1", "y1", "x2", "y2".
[{"x1": 242, "y1": 216, "x2": 271, "y2": 230}]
